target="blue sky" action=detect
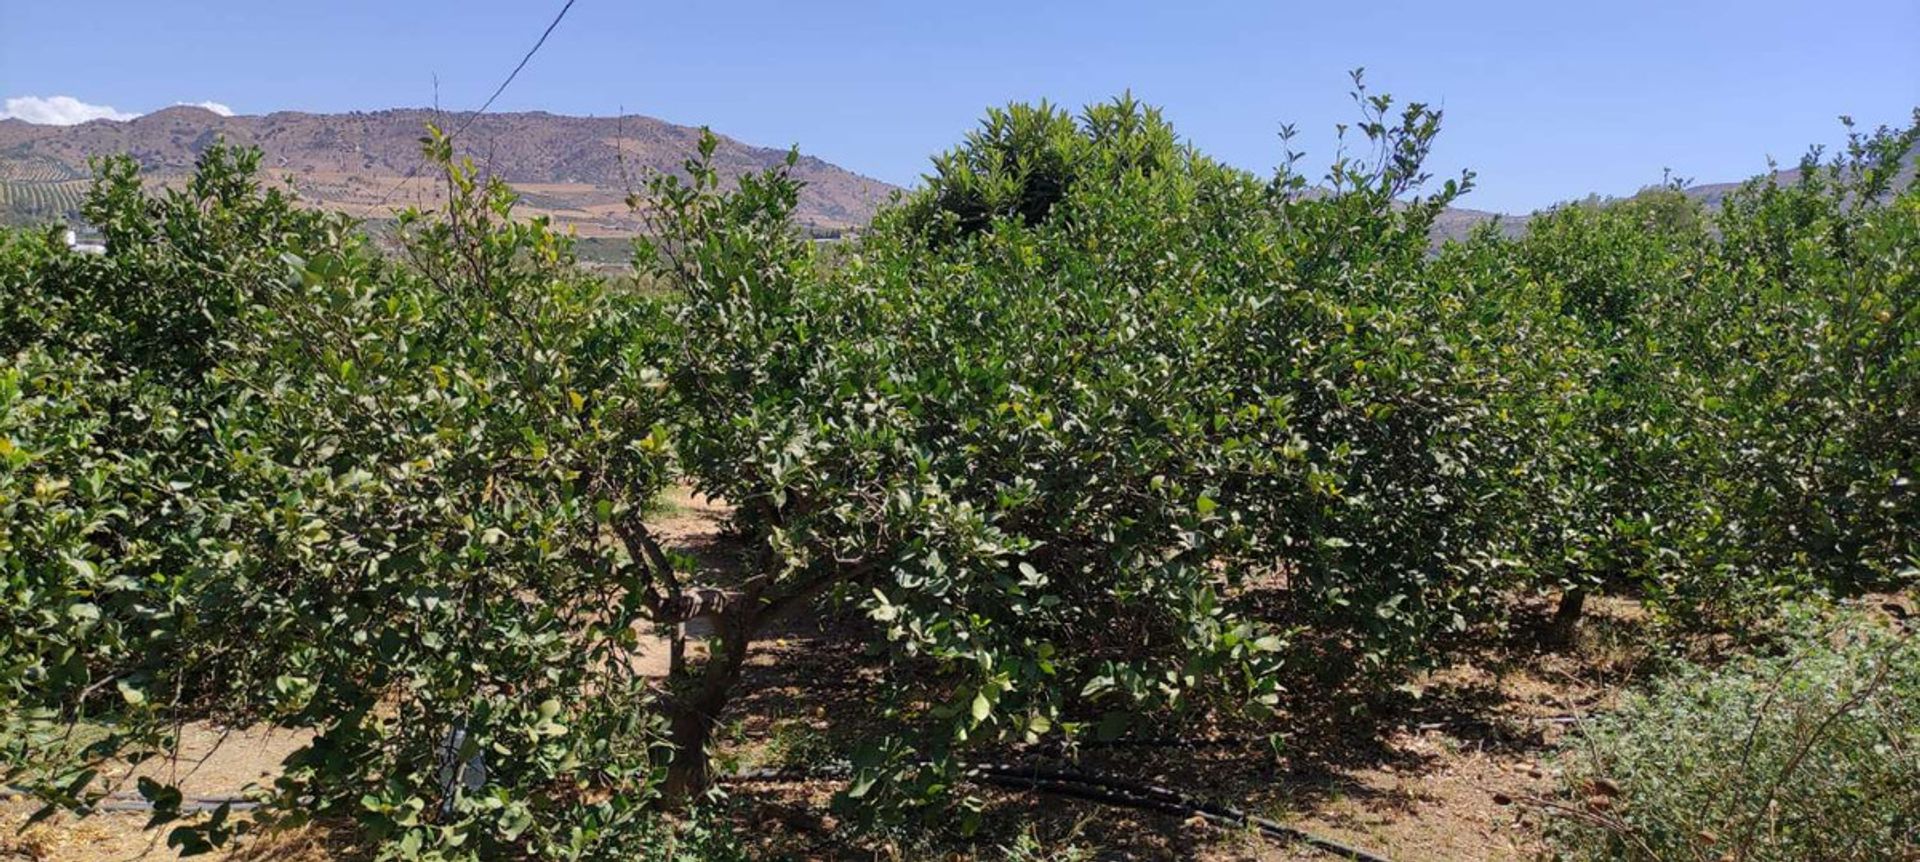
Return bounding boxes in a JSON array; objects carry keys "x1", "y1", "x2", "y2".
[{"x1": 2, "y1": 0, "x2": 1915, "y2": 213}]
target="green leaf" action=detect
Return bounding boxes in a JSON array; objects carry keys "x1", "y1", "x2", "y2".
[{"x1": 64, "y1": 556, "x2": 97, "y2": 580}]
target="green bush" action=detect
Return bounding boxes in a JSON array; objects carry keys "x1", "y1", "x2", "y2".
[
  {"x1": 209, "y1": 133, "x2": 684, "y2": 858},
  {"x1": 1469, "y1": 183, "x2": 1717, "y2": 631},
  {"x1": 2, "y1": 137, "x2": 695, "y2": 859},
  {"x1": 1546, "y1": 604, "x2": 1919, "y2": 861},
  {"x1": 1682, "y1": 126, "x2": 1920, "y2": 608},
  {"x1": 641, "y1": 79, "x2": 1554, "y2": 821},
  {"x1": 1478, "y1": 116, "x2": 1920, "y2": 629},
  {"x1": 0, "y1": 344, "x2": 190, "y2": 774},
  {"x1": 2, "y1": 149, "x2": 338, "y2": 812},
  {"x1": 899, "y1": 93, "x2": 1181, "y2": 242}
]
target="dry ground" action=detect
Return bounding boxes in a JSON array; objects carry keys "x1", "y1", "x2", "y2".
[
  {"x1": 707, "y1": 593, "x2": 1646, "y2": 861},
  {"x1": 0, "y1": 725, "x2": 326, "y2": 862},
  {"x1": 4, "y1": 489, "x2": 1660, "y2": 861}
]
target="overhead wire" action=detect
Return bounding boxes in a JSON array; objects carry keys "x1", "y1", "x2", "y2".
[{"x1": 368, "y1": 0, "x2": 581, "y2": 212}]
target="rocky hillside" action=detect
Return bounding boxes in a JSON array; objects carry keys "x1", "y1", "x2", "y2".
[{"x1": 0, "y1": 106, "x2": 898, "y2": 234}]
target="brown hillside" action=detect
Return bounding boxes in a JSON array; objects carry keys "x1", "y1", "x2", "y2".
[{"x1": 0, "y1": 106, "x2": 899, "y2": 235}]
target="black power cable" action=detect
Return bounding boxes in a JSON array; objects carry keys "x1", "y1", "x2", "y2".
[{"x1": 368, "y1": 0, "x2": 581, "y2": 211}]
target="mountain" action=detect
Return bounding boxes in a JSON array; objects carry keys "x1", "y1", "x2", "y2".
[
  {"x1": 7, "y1": 107, "x2": 1909, "y2": 246},
  {"x1": 0, "y1": 106, "x2": 898, "y2": 234},
  {"x1": 1430, "y1": 205, "x2": 1528, "y2": 243}
]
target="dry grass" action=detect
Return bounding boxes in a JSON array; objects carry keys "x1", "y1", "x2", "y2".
[{"x1": 0, "y1": 804, "x2": 355, "y2": 862}]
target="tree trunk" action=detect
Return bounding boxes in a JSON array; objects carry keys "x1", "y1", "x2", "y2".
[
  {"x1": 1550, "y1": 587, "x2": 1587, "y2": 646},
  {"x1": 659, "y1": 610, "x2": 755, "y2": 805},
  {"x1": 653, "y1": 563, "x2": 851, "y2": 806}
]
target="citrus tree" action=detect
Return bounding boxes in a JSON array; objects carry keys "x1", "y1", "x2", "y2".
[
  {"x1": 641, "y1": 81, "x2": 1556, "y2": 814},
  {"x1": 2, "y1": 139, "x2": 705, "y2": 859},
  {"x1": 1469, "y1": 114, "x2": 1920, "y2": 630}
]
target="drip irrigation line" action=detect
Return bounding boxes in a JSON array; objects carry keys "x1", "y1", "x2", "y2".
[
  {"x1": 719, "y1": 760, "x2": 1393, "y2": 862},
  {"x1": 724, "y1": 765, "x2": 848, "y2": 782},
  {"x1": 12, "y1": 754, "x2": 1394, "y2": 861},
  {"x1": 1410, "y1": 714, "x2": 1580, "y2": 731},
  {"x1": 1022, "y1": 714, "x2": 1580, "y2": 756},
  {"x1": 961, "y1": 761, "x2": 1389, "y2": 862},
  {"x1": 1064, "y1": 734, "x2": 1263, "y2": 750},
  {"x1": 94, "y1": 798, "x2": 262, "y2": 813}
]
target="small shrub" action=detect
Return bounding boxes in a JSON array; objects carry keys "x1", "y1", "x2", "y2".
[{"x1": 1545, "y1": 604, "x2": 1920, "y2": 861}]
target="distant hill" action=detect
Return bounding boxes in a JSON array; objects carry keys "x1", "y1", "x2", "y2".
[
  {"x1": 0, "y1": 106, "x2": 898, "y2": 235},
  {"x1": 1432, "y1": 147, "x2": 1917, "y2": 244},
  {"x1": 1430, "y1": 206, "x2": 1528, "y2": 243},
  {"x1": 6, "y1": 107, "x2": 1910, "y2": 246}
]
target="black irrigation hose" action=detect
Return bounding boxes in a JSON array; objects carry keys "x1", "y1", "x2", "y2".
[
  {"x1": 1031, "y1": 714, "x2": 1581, "y2": 754},
  {"x1": 95, "y1": 797, "x2": 263, "y2": 813},
  {"x1": 1064, "y1": 734, "x2": 1261, "y2": 750},
  {"x1": 724, "y1": 765, "x2": 850, "y2": 782},
  {"x1": 14, "y1": 757, "x2": 1396, "y2": 862},
  {"x1": 722, "y1": 761, "x2": 1394, "y2": 862},
  {"x1": 963, "y1": 762, "x2": 1390, "y2": 862}
]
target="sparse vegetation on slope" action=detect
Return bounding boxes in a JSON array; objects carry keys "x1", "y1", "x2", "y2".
[{"x1": 0, "y1": 106, "x2": 897, "y2": 234}]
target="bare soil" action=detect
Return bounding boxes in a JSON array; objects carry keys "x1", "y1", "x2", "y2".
[{"x1": 708, "y1": 593, "x2": 1647, "y2": 861}]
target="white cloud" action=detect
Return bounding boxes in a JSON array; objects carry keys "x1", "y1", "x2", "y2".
[
  {"x1": 0, "y1": 96, "x2": 238, "y2": 125},
  {"x1": 176, "y1": 100, "x2": 234, "y2": 117},
  {"x1": 0, "y1": 95, "x2": 139, "y2": 125}
]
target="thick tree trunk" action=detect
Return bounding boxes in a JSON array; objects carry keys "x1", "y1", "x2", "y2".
[{"x1": 652, "y1": 561, "x2": 855, "y2": 805}]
